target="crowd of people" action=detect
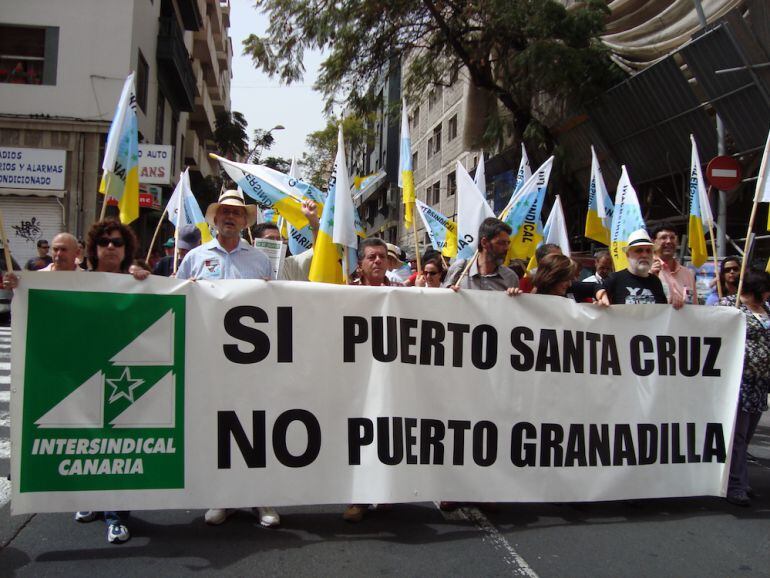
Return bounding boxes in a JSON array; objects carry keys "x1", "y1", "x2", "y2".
[{"x1": 2, "y1": 188, "x2": 769, "y2": 541}]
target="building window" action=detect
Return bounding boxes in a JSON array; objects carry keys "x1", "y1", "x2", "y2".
[
  {"x1": 155, "y1": 91, "x2": 165, "y2": 144},
  {"x1": 428, "y1": 88, "x2": 437, "y2": 111},
  {"x1": 136, "y1": 50, "x2": 149, "y2": 113},
  {"x1": 412, "y1": 106, "x2": 420, "y2": 127},
  {"x1": 448, "y1": 114, "x2": 458, "y2": 141},
  {"x1": 429, "y1": 181, "x2": 440, "y2": 205},
  {"x1": 447, "y1": 171, "x2": 456, "y2": 197},
  {"x1": 432, "y1": 124, "x2": 442, "y2": 155},
  {"x1": 412, "y1": 151, "x2": 418, "y2": 170},
  {"x1": 0, "y1": 25, "x2": 58, "y2": 85},
  {"x1": 427, "y1": 137, "x2": 433, "y2": 158}
]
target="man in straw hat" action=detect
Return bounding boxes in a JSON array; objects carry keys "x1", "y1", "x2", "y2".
[
  {"x1": 176, "y1": 189, "x2": 271, "y2": 281},
  {"x1": 596, "y1": 229, "x2": 682, "y2": 308},
  {"x1": 176, "y1": 190, "x2": 278, "y2": 527}
]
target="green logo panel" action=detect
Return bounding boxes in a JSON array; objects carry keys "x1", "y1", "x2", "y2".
[{"x1": 20, "y1": 290, "x2": 185, "y2": 492}]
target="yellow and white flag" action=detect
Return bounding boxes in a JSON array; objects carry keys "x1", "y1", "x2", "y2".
[{"x1": 99, "y1": 73, "x2": 139, "y2": 223}]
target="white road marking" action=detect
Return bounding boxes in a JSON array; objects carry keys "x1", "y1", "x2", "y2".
[
  {"x1": 0, "y1": 409, "x2": 8, "y2": 427},
  {"x1": 435, "y1": 503, "x2": 539, "y2": 576},
  {"x1": 0, "y1": 362, "x2": 10, "y2": 371},
  {"x1": 0, "y1": 477, "x2": 10, "y2": 509},
  {"x1": 0, "y1": 438, "x2": 9, "y2": 459},
  {"x1": 0, "y1": 391, "x2": 9, "y2": 402}
]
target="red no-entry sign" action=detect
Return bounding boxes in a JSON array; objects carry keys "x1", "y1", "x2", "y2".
[{"x1": 706, "y1": 156, "x2": 742, "y2": 191}]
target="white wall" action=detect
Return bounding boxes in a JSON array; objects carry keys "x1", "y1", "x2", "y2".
[{"x1": 0, "y1": 0, "x2": 144, "y2": 122}]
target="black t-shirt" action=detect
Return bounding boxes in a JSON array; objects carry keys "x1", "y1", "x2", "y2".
[
  {"x1": 153, "y1": 256, "x2": 174, "y2": 277},
  {"x1": 602, "y1": 269, "x2": 667, "y2": 305}
]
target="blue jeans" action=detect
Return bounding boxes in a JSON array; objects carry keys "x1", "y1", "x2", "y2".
[{"x1": 104, "y1": 511, "x2": 130, "y2": 526}]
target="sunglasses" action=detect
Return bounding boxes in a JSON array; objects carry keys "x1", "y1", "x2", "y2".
[
  {"x1": 96, "y1": 236, "x2": 125, "y2": 248},
  {"x1": 39, "y1": 245, "x2": 49, "y2": 249},
  {"x1": 723, "y1": 267, "x2": 740, "y2": 273}
]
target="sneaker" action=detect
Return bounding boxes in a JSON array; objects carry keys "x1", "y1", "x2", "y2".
[
  {"x1": 725, "y1": 491, "x2": 751, "y2": 507},
  {"x1": 204, "y1": 508, "x2": 234, "y2": 525},
  {"x1": 256, "y1": 506, "x2": 280, "y2": 528},
  {"x1": 74, "y1": 511, "x2": 97, "y2": 523},
  {"x1": 107, "y1": 523, "x2": 130, "y2": 543},
  {"x1": 342, "y1": 504, "x2": 368, "y2": 523}
]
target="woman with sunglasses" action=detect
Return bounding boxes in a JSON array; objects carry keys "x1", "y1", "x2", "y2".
[
  {"x1": 85, "y1": 219, "x2": 143, "y2": 276},
  {"x1": 415, "y1": 256, "x2": 446, "y2": 288},
  {"x1": 75, "y1": 219, "x2": 147, "y2": 543},
  {"x1": 705, "y1": 257, "x2": 741, "y2": 305}
]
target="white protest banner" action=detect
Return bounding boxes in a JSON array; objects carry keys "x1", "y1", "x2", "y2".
[
  {"x1": 11, "y1": 274, "x2": 744, "y2": 513},
  {"x1": 253, "y1": 237, "x2": 287, "y2": 280}
]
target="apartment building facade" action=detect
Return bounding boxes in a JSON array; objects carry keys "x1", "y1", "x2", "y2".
[
  {"x1": 405, "y1": 71, "x2": 483, "y2": 252},
  {"x1": 0, "y1": 0, "x2": 231, "y2": 263}
]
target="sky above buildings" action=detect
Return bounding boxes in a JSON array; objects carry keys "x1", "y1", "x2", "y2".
[{"x1": 229, "y1": 0, "x2": 326, "y2": 164}]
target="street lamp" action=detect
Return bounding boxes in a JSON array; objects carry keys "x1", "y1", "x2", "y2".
[{"x1": 247, "y1": 124, "x2": 285, "y2": 164}]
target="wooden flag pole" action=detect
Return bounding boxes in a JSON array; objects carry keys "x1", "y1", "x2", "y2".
[
  {"x1": 735, "y1": 139, "x2": 769, "y2": 307},
  {"x1": 99, "y1": 195, "x2": 109, "y2": 221},
  {"x1": 145, "y1": 209, "x2": 167, "y2": 262},
  {"x1": 411, "y1": 215, "x2": 422, "y2": 273},
  {"x1": 452, "y1": 249, "x2": 479, "y2": 289},
  {"x1": 172, "y1": 226, "x2": 181, "y2": 276},
  {"x1": 708, "y1": 217, "x2": 723, "y2": 299},
  {"x1": 0, "y1": 209, "x2": 14, "y2": 274},
  {"x1": 343, "y1": 245, "x2": 350, "y2": 284}
]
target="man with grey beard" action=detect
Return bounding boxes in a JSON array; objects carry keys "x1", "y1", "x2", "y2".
[{"x1": 596, "y1": 229, "x2": 681, "y2": 308}]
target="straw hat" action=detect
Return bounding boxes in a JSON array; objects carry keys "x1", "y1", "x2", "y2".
[
  {"x1": 205, "y1": 189, "x2": 258, "y2": 228},
  {"x1": 622, "y1": 229, "x2": 654, "y2": 253}
]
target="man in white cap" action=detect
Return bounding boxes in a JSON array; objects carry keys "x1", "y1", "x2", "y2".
[
  {"x1": 596, "y1": 229, "x2": 682, "y2": 308},
  {"x1": 176, "y1": 190, "x2": 279, "y2": 528},
  {"x1": 176, "y1": 189, "x2": 271, "y2": 281}
]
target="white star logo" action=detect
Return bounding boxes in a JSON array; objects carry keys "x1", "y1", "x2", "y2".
[{"x1": 106, "y1": 367, "x2": 144, "y2": 404}]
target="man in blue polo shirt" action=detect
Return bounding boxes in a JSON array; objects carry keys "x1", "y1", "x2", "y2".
[
  {"x1": 176, "y1": 189, "x2": 278, "y2": 528},
  {"x1": 176, "y1": 189, "x2": 271, "y2": 281}
]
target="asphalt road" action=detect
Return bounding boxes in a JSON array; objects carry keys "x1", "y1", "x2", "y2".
[{"x1": 0, "y1": 428, "x2": 768, "y2": 577}]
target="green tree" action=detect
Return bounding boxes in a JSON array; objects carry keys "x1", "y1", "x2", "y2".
[
  {"x1": 263, "y1": 155, "x2": 291, "y2": 172},
  {"x1": 244, "y1": 0, "x2": 623, "y2": 154},
  {"x1": 301, "y1": 115, "x2": 373, "y2": 189},
  {"x1": 214, "y1": 111, "x2": 249, "y2": 159}
]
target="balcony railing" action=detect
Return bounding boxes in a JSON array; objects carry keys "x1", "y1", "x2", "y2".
[{"x1": 157, "y1": 17, "x2": 196, "y2": 112}]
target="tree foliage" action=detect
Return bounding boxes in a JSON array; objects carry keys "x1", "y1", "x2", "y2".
[
  {"x1": 300, "y1": 115, "x2": 373, "y2": 189},
  {"x1": 263, "y1": 155, "x2": 291, "y2": 172},
  {"x1": 214, "y1": 111, "x2": 249, "y2": 159},
  {"x1": 244, "y1": 0, "x2": 624, "y2": 153}
]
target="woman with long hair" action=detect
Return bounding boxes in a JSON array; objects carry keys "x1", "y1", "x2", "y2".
[
  {"x1": 706, "y1": 257, "x2": 741, "y2": 305},
  {"x1": 532, "y1": 253, "x2": 579, "y2": 297},
  {"x1": 719, "y1": 269, "x2": 770, "y2": 506}
]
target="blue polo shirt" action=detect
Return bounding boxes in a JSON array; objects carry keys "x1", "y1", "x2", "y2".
[{"x1": 176, "y1": 237, "x2": 272, "y2": 280}]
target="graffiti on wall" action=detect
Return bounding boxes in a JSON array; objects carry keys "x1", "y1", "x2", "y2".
[{"x1": 12, "y1": 217, "x2": 43, "y2": 244}]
